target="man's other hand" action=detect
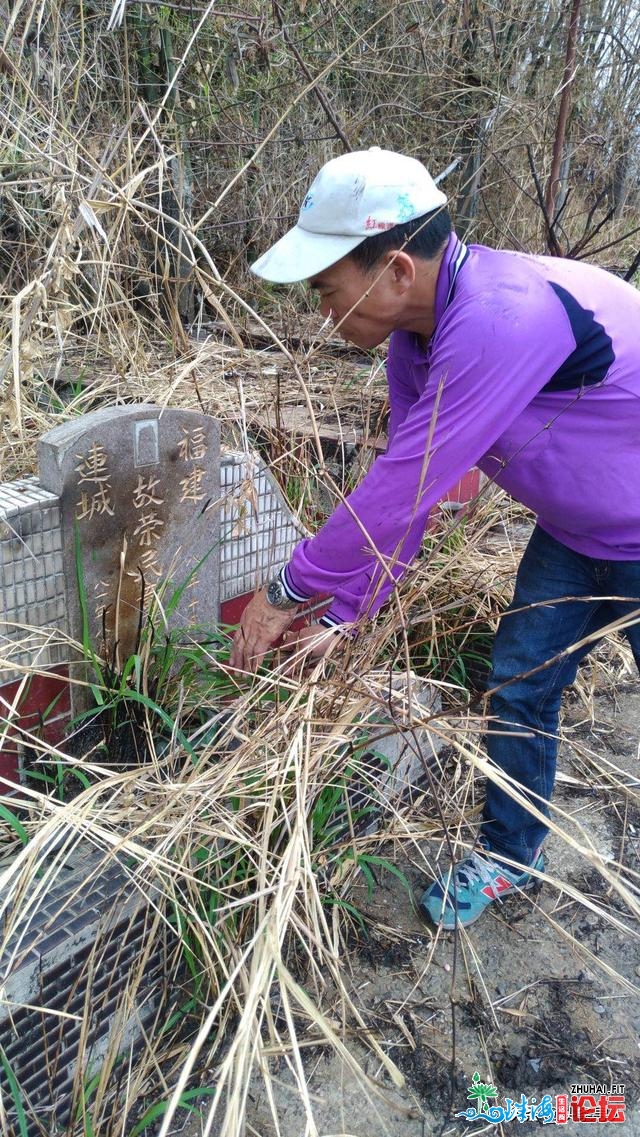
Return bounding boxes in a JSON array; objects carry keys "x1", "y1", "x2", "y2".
[
  {"x1": 229, "y1": 589, "x2": 297, "y2": 674},
  {"x1": 280, "y1": 622, "x2": 338, "y2": 673}
]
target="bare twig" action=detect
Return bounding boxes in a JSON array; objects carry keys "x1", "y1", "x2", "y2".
[
  {"x1": 272, "y1": 1, "x2": 352, "y2": 152},
  {"x1": 526, "y1": 144, "x2": 562, "y2": 256}
]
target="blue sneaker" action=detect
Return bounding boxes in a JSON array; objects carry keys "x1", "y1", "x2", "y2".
[{"x1": 420, "y1": 845, "x2": 544, "y2": 930}]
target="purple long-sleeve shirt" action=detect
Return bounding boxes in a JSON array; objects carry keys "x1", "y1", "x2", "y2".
[{"x1": 281, "y1": 233, "x2": 640, "y2": 625}]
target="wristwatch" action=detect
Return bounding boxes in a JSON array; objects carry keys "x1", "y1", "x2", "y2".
[{"x1": 265, "y1": 576, "x2": 299, "y2": 611}]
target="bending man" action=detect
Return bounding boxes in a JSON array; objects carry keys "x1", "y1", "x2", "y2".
[{"x1": 230, "y1": 147, "x2": 640, "y2": 929}]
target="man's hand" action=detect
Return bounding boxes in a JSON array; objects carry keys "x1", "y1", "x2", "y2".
[
  {"x1": 280, "y1": 622, "x2": 338, "y2": 673},
  {"x1": 229, "y1": 589, "x2": 297, "y2": 673}
]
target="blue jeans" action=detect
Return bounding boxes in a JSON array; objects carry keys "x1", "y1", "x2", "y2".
[{"x1": 483, "y1": 525, "x2": 640, "y2": 865}]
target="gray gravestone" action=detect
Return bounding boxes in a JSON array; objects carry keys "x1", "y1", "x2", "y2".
[{"x1": 39, "y1": 406, "x2": 220, "y2": 672}]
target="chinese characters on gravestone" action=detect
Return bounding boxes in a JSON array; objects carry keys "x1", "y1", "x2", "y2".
[{"x1": 39, "y1": 406, "x2": 220, "y2": 678}]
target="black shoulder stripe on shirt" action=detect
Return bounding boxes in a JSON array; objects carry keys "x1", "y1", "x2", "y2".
[
  {"x1": 445, "y1": 244, "x2": 470, "y2": 308},
  {"x1": 543, "y1": 282, "x2": 615, "y2": 391}
]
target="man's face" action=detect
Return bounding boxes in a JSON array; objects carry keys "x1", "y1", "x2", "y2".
[{"x1": 308, "y1": 253, "x2": 404, "y2": 349}]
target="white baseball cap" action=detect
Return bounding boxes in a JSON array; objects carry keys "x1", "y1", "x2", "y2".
[{"x1": 251, "y1": 147, "x2": 447, "y2": 283}]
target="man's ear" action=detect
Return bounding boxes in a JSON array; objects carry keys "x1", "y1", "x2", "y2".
[{"x1": 387, "y1": 249, "x2": 416, "y2": 292}]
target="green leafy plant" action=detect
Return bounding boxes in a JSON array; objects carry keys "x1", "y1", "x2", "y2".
[
  {"x1": 128, "y1": 1086, "x2": 217, "y2": 1136},
  {"x1": 0, "y1": 1046, "x2": 29, "y2": 1137},
  {"x1": 37, "y1": 368, "x2": 89, "y2": 415},
  {"x1": 74, "y1": 1066, "x2": 103, "y2": 1137},
  {"x1": 68, "y1": 526, "x2": 236, "y2": 773},
  {"x1": 310, "y1": 756, "x2": 379, "y2": 848},
  {"x1": 410, "y1": 612, "x2": 494, "y2": 692},
  {"x1": 353, "y1": 852, "x2": 411, "y2": 900},
  {"x1": 0, "y1": 801, "x2": 30, "y2": 846},
  {"x1": 408, "y1": 520, "x2": 497, "y2": 692},
  {"x1": 22, "y1": 755, "x2": 91, "y2": 802}
]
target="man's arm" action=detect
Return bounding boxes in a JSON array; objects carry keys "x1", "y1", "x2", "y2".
[
  {"x1": 284, "y1": 280, "x2": 577, "y2": 625},
  {"x1": 229, "y1": 570, "x2": 339, "y2": 673},
  {"x1": 233, "y1": 275, "x2": 577, "y2": 666}
]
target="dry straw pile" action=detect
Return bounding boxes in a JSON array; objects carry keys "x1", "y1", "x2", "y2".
[
  {"x1": 1, "y1": 1, "x2": 640, "y2": 1134},
  {"x1": 2, "y1": 493, "x2": 638, "y2": 1134}
]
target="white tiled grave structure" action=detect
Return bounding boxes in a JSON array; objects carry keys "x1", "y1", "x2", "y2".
[
  {"x1": 2, "y1": 403, "x2": 442, "y2": 792},
  {"x1": 0, "y1": 477, "x2": 68, "y2": 673},
  {"x1": 1, "y1": 407, "x2": 306, "y2": 773},
  {"x1": 0, "y1": 405, "x2": 444, "y2": 1134}
]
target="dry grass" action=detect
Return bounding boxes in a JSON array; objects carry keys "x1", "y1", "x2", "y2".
[
  {"x1": 2, "y1": 2, "x2": 640, "y2": 1132},
  {"x1": 2, "y1": 320, "x2": 638, "y2": 1136},
  {"x1": 2, "y1": 461, "x2": 639, "y2": 1133},
  {"x1": 3, "y1": 0, "x2": 640, "y2": 447}
]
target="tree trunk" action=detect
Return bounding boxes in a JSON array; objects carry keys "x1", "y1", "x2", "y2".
[{"x1": 545, "y1": 0, "x2": 582, "y2": 230}]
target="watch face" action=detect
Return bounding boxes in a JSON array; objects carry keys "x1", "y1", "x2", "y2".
[
  {"x1": 267, "y1": 579, "x2": 296, "y2": 609},
  {"x1": 267, "y1": 580, "x2": 282, "y2": 606}
]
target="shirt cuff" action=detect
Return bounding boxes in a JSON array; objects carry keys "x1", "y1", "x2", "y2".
[
  {"x1": 280, "y1": 565, "x2": 349, "y2": 630},
  {"x1": 279, "y1": 564, "x2": 313, "y2": 604},
  {"x1": 318, "y1": 610, "x2": 343, "y2": 629}
]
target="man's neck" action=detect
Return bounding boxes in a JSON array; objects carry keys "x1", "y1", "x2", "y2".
[{"x1": 396, "y1": 248, "x2": 446, "y2": 341}]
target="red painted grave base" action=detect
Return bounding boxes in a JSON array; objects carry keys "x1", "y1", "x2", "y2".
[
  {"x1": 448, "y1": 468, "x2": 480, "y2": 506},
  {"x1": 0, "y1": 668, "x2": 70, "y2": 791}
]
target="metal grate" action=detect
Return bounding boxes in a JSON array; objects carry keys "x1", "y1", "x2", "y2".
[
  {"x1": 0, "y1": 477, "x2": 67, "y2": 684},
  {"x1": 220, "y1": 453, "x2": 306, "y2": 600},
  {"x1": 0, "y1": 848, "x2": 167, "y2": 1135}
]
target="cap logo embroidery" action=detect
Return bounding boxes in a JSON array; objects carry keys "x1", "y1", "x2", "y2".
[
  {"x1": 364, "y1": 217, "x2": 396, "y2": 231},
  {"x1": 301, "y1": 193, "x2": 314, "y2": 212},
  {"x1": 396, "y1": 192, "x2": 415, "y2": 221}
]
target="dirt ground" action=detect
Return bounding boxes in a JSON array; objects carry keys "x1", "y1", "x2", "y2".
[{"x1": 179, "y1": 686, "x2": 639, "y2": 1137}]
